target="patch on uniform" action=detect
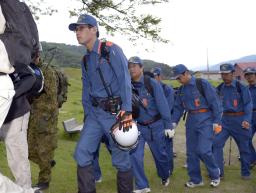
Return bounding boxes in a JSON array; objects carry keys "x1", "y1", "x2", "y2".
[{"x1": 142, "y1": 98, "x2": 148, "y2": 107}]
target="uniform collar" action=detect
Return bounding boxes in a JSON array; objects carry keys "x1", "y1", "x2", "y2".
[
  {"x1": 87, "y1": 39, "x2": 100, "y2": 55},
  {"x1": 132, "y1": 75, "x2": 144, "y2": 88},
  {"x1": 231, "y1": 80, "x2": 237, "y2": 87},
  {"x1": 223, "y1": 79, "x2": 236, "y2": 87},
  {"x1": 188, "y1": 76, "x2": 196, "y2": 86}
]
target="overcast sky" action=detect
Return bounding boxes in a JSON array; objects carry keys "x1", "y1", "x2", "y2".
[{"x1": 36, "y1": 0, "x2": 256, "y2": 70}]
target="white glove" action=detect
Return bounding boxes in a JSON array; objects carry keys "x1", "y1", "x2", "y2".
[{"x1": 165, "y1": 129, "x2": 175, "y2": 138}]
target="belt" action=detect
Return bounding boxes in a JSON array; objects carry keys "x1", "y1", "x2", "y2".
[
  {"x1": 223, "y1": 111, "x2": 244, "y2": 116},
  {"x1": 189, "y1": 108, "x2": 209, "y2": 113},
  {"x1": 91, "y1": 96, "x2": 121, "y2": 113},
  {"x1": 138, "y1": 114, "x2": 161, "y2": 126},
  {"x1": 0, "y1": 72, "x2": 6, "y2": 76}
]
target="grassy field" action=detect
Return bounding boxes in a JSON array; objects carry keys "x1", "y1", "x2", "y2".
[{"x1": 0, "y1": 68, "x2": 255, "y2": 193}]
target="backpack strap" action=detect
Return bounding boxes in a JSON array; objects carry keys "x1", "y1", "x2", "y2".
[
  {"x1": 144, "y1": 75, "x2": 154, "y2": 97},
  {"x1": 195, "y1": 78, "x2": 206, "y2": 98},
  {"x1": 236, "y1": 80, "x2": 242, "y2": 93},
  {"x1": 82, "y1": 40, "x2": 113, "y2": 72}
]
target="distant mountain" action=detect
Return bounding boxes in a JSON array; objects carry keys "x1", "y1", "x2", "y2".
[
  {"x1": 209, "y1": 55, "x2": 256, "y2": 71},
  {"x1": 41, "y1": 41, "x2": 173, "y2": 78}
]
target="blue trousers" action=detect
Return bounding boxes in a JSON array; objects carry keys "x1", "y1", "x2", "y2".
[
  {"x1": 74, "y1": 108, "x2": 131, "y2": 171},
  {"x1": 93, "y1": 135, "x2": 111, "y2": 181},
  {"x1": 249, "y1": 122, "x2": 256, "y2": 164},
  {"x1": 185, "y1": 112, "x2": 220, "y2": 183},
  {"x1": 213, "y1": 115, "x2": 251, "y2": 177},
  {"x1": 130, "y1": 120, "x2": 170, "y2": 190}
]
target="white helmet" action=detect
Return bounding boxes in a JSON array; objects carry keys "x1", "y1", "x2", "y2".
[{"x1": 110, "y1": 121, "x2": 139, "y2": 151}]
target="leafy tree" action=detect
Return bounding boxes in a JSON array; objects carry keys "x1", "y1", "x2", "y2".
[
  {"x1": 26, "y1": 0, "x2": 169, "y2": 43},
  {"x1": 25, "y1": 0, "x2": 57, "y2": 20}
]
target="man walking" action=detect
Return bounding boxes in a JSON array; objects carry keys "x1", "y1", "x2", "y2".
[
  {"x1": 243, "y1": 67, "x2": 256, "y2": 169},
  {"x1": 172, "y1": 64, "x2": 222, "y2": 188},
  {"x1": 129, "y1": 57, "x2": 174, "y2": 193},
  {"x1": 69, "y1": 14, "x2": 133, "y2": 193},
  {"x1": 213, "y1": 63, "x2": 252, "y2": 180}
]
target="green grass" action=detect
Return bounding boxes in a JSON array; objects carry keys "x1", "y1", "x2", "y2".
[{"x1": 0, "y1": 68, "x2": 255, "y2": 193}]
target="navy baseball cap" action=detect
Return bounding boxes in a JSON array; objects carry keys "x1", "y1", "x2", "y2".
[
  {"x1": 152, "y1": 67, "x2": 162, "y2": 76},
  {"x1": 68, "y1": 14, "x2": 99, "y2": 36},
  {"x1": 128, "y1": 56, "x2": 143, "y2": 66},
  {"x1": 243, "y1": 67, "x2": 256, "y2": 75},
  {"x1": 219, "y1": 63, "x2": 234, "y2": 73},
  {"x1": 173, "y1": 64, "x2": 188, "y2": 79}
]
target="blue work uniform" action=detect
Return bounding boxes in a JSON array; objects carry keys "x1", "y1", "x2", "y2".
[
  {"x1": 74, "y1": 39, "x2": 132, "y2": 172},
  {"x1": 130, "y1": 76, "x2": 172, "y2": 190},
  {"x1": 249, "y1": 84, "x2": 256, "y2": 164},
  {"x1": 213, "y1": 80, "x2": 252, "y2": 177},
  {"x1": 161, "y1": 82, "x2": 175, "y2": 174},
  {"x1": 172, "y1": 76, "x2": 222, "y2": 183}
]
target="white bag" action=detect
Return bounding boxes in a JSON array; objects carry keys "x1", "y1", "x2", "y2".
[
  {"x1": 0, "y1": 40, "x2": 14, "y2": 74},
  {"x1": 0, "y1": 75, "x2": 15, "y2": 128},
  {"x1": 0, "y1": 5, "x2": 15, "y2": 74},
  {"x1": 0, "y1": 172, "x2": 35, "y2": 193},
  {"x1": 0, "y1": 5, "x2": 6, "y2": 34}
]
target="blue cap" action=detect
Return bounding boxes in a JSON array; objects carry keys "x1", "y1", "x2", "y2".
[
  {"x1": 128, "y1": 56, "x2": 143, "y2": 66},
  {"x1": 173, "y1": 64, "x2": 188, "y2": 79},
  {"x1": 152, "y1": 67, "x2": 162, "y2": 76},
  {"x1": 219, "y1": 63, "x2": 234, "y2": 73},
  {"x1": 69, "y1": 14, "x2": 98, "y2": 34},
  {"x1": 243, "y1": 67, "x2": 256, "y2": 74}
]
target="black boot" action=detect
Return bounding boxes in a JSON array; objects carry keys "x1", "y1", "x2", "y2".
[
  {"x1": 117, "y1": 169, "x2": 133, "y2": 193},
  {"x1": 77, "y1": 164, "x2": 96, "y2": 193}
]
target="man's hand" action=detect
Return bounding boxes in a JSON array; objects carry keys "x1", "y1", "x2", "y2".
[
  {"x1": 116, "y1": 110, "x2": 133, "y2": 132},
  {"x1": 242, "y1": 121, "x2": 250, "y2": 129},
  {"x1": 213, "y1": 123, "x2": 222, "y2": 134},
  {"x1": 164, "y1": 129, "x2": 175, "y2": 138}
]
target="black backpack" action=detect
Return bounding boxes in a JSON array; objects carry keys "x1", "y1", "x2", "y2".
[
  {"x1": 0, "y1": 0, "x2": 39, "y2": 67},
  {"x1": 176, "y1": 78, "x2": 206, "y2": 98}
]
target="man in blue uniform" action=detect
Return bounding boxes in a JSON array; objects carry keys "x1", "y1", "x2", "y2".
[
  {"x1": 213, "y1": 63, "x2": 252, "y2": 180},
  {"x1": 172, "y1": 64, "x2": 222, "y2": 188},
  {"x1": 128, "y1": 57, "x2": 174, "y2": 193},
  {"x1": 69, "y1": 14, "x2": 133, "y2": 193},
  {"x1": 152, "y1": 67, "x2": 175, "y2": 174},
  {"x1": 243, "y1": 67, "x2": 256, "y2": 169}
]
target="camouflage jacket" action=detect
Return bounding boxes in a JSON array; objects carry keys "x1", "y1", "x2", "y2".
[{"x1": 29, "y1": 64, "x2": 59, "y2": 133}]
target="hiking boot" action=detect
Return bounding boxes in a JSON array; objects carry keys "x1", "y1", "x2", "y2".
[
  {"x1": 210, "y1": 178, "x2": 220, "y2": 187},
  {"x1": 133, "y1": 187, "x2": 151, "y2": 193},
  {"x1": 185, "y1": 181, "x2": 204, "y2": 188},
  {"x1": 241, "y1": 175, "x2": 251, "y2": 180},
  {"x1": 161, "y1": 178, "x2": 170, "y2": 187},
  {"x1": 33, "y1": 182, "x2": 49, "y2": 190}
]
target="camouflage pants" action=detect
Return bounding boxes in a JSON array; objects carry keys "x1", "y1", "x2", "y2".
[{"x1": 27, "y1": 129, "x2": 57, "y2": 183}]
